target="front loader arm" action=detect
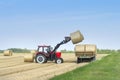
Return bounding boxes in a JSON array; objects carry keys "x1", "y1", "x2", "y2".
[{"x1": 52, "y1": 37, "x2": 71, "y2": 53}]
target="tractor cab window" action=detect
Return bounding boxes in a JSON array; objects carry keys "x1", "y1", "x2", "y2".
[
  {"x1": 49, "y1": 46, "x2": 53, "y2": 51},
  {"x1": 45, "y1": 46, "x2": 53, "y2": 53},
  {"x1": 37, "y1": 47, "x2": 42, "y2": 52},
  {"x1": 37, "y1": 46, "x2": 53, "y2": 53},
  {"x1": 44, "y1": 47, "x2": 49, "y2": 53},
  {"x1": 37, "y1": 47, "x2": 49, "y2": 53}
]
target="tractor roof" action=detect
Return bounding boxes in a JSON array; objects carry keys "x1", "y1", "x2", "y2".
[{"x1": 38, "y1": 45, "x2": 51, "y2": 48}]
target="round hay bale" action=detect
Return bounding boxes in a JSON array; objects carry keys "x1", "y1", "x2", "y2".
[
  {"x1": 85, "y1": 52, "x2": 94, "y2": 56},
  {"x1": 70, "y1": 30, "x2": 84, "y2": 44},
  {"x1": 30, "y1": 50, "x2": 37, "y2": 58},
  {"x1": 75, "y1": 52, "x2": 84, "y2": 57},
  {"x1": 30, "y1": 50, "x2": 36, "y2": 53},
  {"x1": 24, "y1": 54, "x2": 34, "y2": 62},
  {"x1": 74, "y1": 44, "x2": 97, "y2": 57},
  {"x1": 85, "y1": 44, "x2": 97, "y2": 53},
  {"x1": 4, "y1": 50, "x2": 13, "y2": 56},
  {"x1": 75, "y1": 45, "x2": 85, "y2": 53}
]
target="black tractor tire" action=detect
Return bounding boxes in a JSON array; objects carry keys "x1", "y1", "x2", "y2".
[
  {"x1": 55, "y1": 58, "x2": 63, "y2": 64},
  {"x1": 44, "y1": 59, "x2": 48, "y2": 63},
  {"x1": 35, "y1": 54, "x2": 47, "y2": 63}
]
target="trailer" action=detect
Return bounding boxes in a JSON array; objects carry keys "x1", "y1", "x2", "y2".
[{"x1": 75, "y1": 44, "x2": 97, "y2": 63}]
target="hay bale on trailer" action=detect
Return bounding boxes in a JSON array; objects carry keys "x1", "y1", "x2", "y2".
[
  {"x1": 75, "y1": 44, "x2": 97, "y2": 53},
  {"x1": 85, "y1": 44, "x2": 97, "y2": 53},
  {"x1": 75, "y1": 44, "x2": 97, "y2": 63},
  {"x1": 4, "y1": 50, "x2": 13, "y2": 56},
  {"x1": 75, "y1": 45, "x2": 85, "y2": 53}
]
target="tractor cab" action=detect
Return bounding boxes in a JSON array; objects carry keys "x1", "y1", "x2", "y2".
[
  {"x1": 36, "y1": 45, "x2": 53, "y2": 57},
  {"x1": 37, "y1": 45, "x2": 53, "y2": 53}
]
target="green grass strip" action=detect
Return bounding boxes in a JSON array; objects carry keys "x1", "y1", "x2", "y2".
[{"x1": 50, "y1": 52, "x2": 120, "y2": 80}]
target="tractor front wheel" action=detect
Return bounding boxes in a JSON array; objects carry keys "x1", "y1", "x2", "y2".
[
  {"x1": 35, "y1": 54, "x2": 47, "y2": 63},
  {"x1": 55, "y1": 58, "x2": 63, "y2": 64}
]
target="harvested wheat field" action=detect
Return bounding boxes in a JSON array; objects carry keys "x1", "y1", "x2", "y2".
[{"x1": 0, "y1": 53, "x2": 108, "y2": 80}]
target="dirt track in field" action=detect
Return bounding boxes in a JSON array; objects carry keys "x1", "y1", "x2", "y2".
[{"x1": 0, "y1": 53, "x2": 108, "y2": 80}]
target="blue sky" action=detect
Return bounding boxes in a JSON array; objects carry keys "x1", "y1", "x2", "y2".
[{"x1": 0, "y1": 0, "x2": 120, "y2": 50}]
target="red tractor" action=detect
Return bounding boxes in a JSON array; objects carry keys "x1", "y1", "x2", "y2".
[{"x1": 35, "y1": 37, "x2": 71, "y2": 64}]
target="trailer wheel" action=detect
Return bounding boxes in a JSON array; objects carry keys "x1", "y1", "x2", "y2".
[
  {"x1": 77, "y1": 58, "x2": 82, "y2": 63},
  {"x1": 35, "y1": 54, "x2": 47, "y2": 63},
  {"x1": 55, "y1": 58, "x2": 63, "y2": 64},
  {"x1": 93, "y1": 56, "x2": 96, "y2": 61}
]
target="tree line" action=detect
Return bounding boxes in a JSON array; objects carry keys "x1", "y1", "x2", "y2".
[
  {"x1": 61, "y1": 49, "x2": 120, "y2": 54},
  {"x1": 0, "y1": 48, "x2": 31, "y2": 53},
  {"x1": 0, "y1": 48, "x2": 120, "y2": 53}
]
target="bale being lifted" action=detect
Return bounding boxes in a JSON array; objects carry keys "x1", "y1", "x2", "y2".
[
  {"x1": 4, "y1": 50, "x2": 13, "y2": 56},
  {"x1": 70, "y1": 30, "x2": 84, "y2": 44}
]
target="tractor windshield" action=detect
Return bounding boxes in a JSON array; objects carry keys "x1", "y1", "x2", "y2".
[{"x1": 45, "y1": 47, "x2": 53, "y2": 53}]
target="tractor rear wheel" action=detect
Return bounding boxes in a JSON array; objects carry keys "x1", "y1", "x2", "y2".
[
  {"x1": 55, "y1": 58, "x2": 63, "y2": 64},
  {"x1": 35, "y1": 54, "x2": 47, "y2": 63}
]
